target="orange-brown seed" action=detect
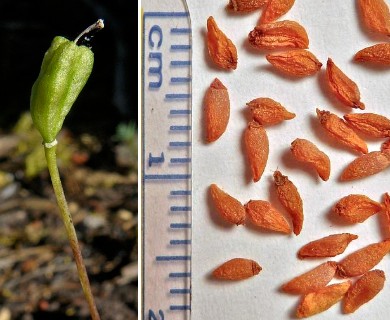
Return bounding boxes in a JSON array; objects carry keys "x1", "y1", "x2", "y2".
[
  {"x1": 358, "y1": 0, "x2": 390, "y2": 36},
  {"x1": 247, "y1": 97, "x2": 296, "y2": 125},
  {"x1": 344, "y1": 112, "x2": 390, "y2": 138},
  {"x1": 298, "y1": 233, "x2": 358, "y2": 259},
  {"x1": 244, "y1": 121, "x2": 269, "y2": 182},
  {"x1": 340, "y1": 151, "x2": 390, "y2": 181},
  {"x1": 282, "y1": 261, "x2": 338, "y2": 294},
  {"x1": 297, "y1": 281, "x2": 352, "y2": 318},
  {"x1": 207, "y1": 16, "x2": 238, "y2": 70},
  {"x1": 333, "y1": 194, "x2": 383, "y2": 223},
  {"x1": 245, "y1": 200, "x2": 292, "y2": 234},
  {"x1": 248, "y1": 20, "x2": 309, "y2": 50},
  {"x1": 316, "y1": 109, "x2": 368, "y2": 154},
  {"x1": 273, "y1": 170, "x2": 303, "y2": 235},
  {"x1": 343, "y1": 270, "x2": 386, "y2": 314},
  {"x1": 227, "y1": 0, "x2": 268, "y2": 12},
  {"x1": 204, "y1": 78, "x2": 230, "y2": 142},
  {"x1": 266, "y1": 49, "x2": 322, "y2": 77},
  {"x1": 290, "y1": 138, "x2": 331, "y2": 181},
  {"x1": 354, "y1": 43, "x2": 390, "y2": 66},
  {"x1": 209, "y1": 184, "x2": 246, "y2": 225},
  {"x1": 337, "y1": 239, "x2": 390, "y2": 277},
  {"x1": 260, "y1": 0, "x2": 295, "y2": 24},
  {"x1": 212, "y1": 258, "x2": 262, "y2": 280},
  {"x1": 326, "y1": 58, "x2": 365, "y2": 110},
  {"x1": 383, "y1": 193, "x2": 390, "y2": 237}
]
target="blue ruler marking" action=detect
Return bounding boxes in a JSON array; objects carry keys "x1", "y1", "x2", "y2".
[
  {"x1": 171, "y1": 27, "x2": 191, "y2": 34},
  {"x1": 169, "y1": 141, "x2": 191, "y2": 147},
  {"x1": 170, "y1": 288, "x2": 191, "y2": 294},
  {"x1": 171, "y1": 60, "x2": 191, "y2": 66},
  {"x1": 166, "y1": 93, "x2": 191, "y2": 99},
  {"x1": 171, "y1": 44, "x2": 191, "y2": 50},
  {"x1": 144, "y1": 174, "x2": 191, "y2": 180},
  {"x1": 171, "y1": 77, "x2": 191, "y2": 83},
  {"x1": 170, "y1": 305, "x2": 191, "y2": 311},
  {"x1": 170, "y1": 190, "x2": 192, "y2": 196},
  {"x1": 170, "y1": 206, "x2": 192, "y2": 212},
  {"x1": 156, "y1": 255, "x2": 191, "y2": 261},
  {"x1": 170, "y1": 223, "x2": 191, "y2": 229},
  {"x1": 170, "y1": 157, "x2": 191, "y2": 164},
  {"x1": 169, "y1": 272, "x2": 191, "y2": 278},
  {"x1": 170, "y1": 109, "x2": 191, "y2": 115},
  {"x1": 170, "y1": 125, "x2": 191, "y2": 131},
  {"x1": 170, "y1": 239, "x2": 191, "y2": 245}
]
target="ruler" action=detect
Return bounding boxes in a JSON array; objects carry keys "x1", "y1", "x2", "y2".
[{"x1": 141, "y1": 0, "x2": 192, "y2": 319}]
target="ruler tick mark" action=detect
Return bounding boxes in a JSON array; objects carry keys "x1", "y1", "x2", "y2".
[
  {"x1": 165, "y1": 93, "x2": 191, "y2": 99},
  {"x1": 169, "y1": 272, "x2": 191, "y2": 278},
  {"x1": 170, "y1": 223, "x2": 191, "y2": 229},
  {"x1": 144, "y1": 174, "x2": 191, "y2": 180},
  {"x1": 170, "y1": 239, "x2": 191, "y2": 245},
  {"x1": 170, "y1": 125, "x2": 191, "y2": 131},
  {"x1": 171, "y1": 44, "x2": 191, "y2": 50},
  {"x1": 170, "y1": 157, "x2": 191, "y2": 164},
  {"x1": 170, "y1": 190, "x2": 192, "y2": 196},
  {"x1": 171, "y1": 27, "x2": 191, "y2": 34},
  {"x1": 169, "y1": 141, "x2": 191, "y2": 147},
  {"x1": 170, "y1": 206, "x2": 191, "y2": 212},
  {"x1": 170, "y1": 60, "x2": 191, "y2": 66},
  {"x1": 171, "y1": 77, "x2": 191, "y2": 83},
  {"x1": 170, "y1": 288, "x2": 191, "y2": 294},
  {"x1": 156, "y1": 255, "x2": 191, "y2": 261},
  {"x1": 170, "y1": 305, "x2": 191, "y2": 311}
]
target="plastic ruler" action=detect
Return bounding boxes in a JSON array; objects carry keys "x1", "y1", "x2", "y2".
[{"x1": 141, "y1": 0, "x2": 192, "y2": 319}]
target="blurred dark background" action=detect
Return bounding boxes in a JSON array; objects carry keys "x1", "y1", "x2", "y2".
[{"x1": 0, "y1": 0, "x2": 137, "y2": 136}]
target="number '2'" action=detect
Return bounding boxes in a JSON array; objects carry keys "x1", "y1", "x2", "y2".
[{"x1": 148, "y1": 309, "x2": 164, "y2": 320}]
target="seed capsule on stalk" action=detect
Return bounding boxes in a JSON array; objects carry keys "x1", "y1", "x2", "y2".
[{"x1": 30, "y1": 36, "x2": 94, "y2": 144}]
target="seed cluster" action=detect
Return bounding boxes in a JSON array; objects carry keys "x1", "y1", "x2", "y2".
[{"x1": 204, "y1": 0, "x2": 390, "y2": 318}]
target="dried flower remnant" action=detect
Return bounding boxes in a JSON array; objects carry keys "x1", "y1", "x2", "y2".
[
  {"x1": 248, "y1": 20, "x2": 309, "y2": 50},
  {"x1": 212, "y1": 258, "x2": 262, "y2": 280},
  {"x1": 354, "y1": 43, "x2": 390, "y2": 66},
  {"x1": 326, "y1": 58, "x2": 365, "y2": 110},
  {"x1": 207, "y1": 16, "x2": 238, "y2": 70},
  {"x1": 316, "y1": 109, "x2": 368, "y2": 154},
  {"x1": 298, "y1": 233, "x2": 358, "y2": 259},
  {"x1": 290, "y1": 138, "x2": 330, "y2": 181},
  {"x1": 343, "y1": 270, "x2": 386, "y2": 314},
  {"x1": 260, "y1": 0, "x2": 295, "y2": 24},
  {"x1": 204, "y1": 78, "x2": 230, "y2": 142},
  {"x1": 266, "y1": 49, "x2": 322, "y2": 77},
  {"x1": 244, "y1": 121, "x2": 269, "y2": 182},
  {"x1": 247, "y1": 97, "x2": 296, "y2": 125},
  {"x1": 297, "y1": 281, "x2": 352, "y2": 318},
  {"x1": 245, "y1": 200, "x2": 292, "y2": 234},
  {"x1": 333, "y1": 194, "x2": 383, "y2": 223},
  {"x1": 227, "y1": 0, "x2": 268, "y2": 12},
  {"x1": 337, "y1": 239, "x2": 390, "y2": 277},
  {"x1": 340, "y1": 151, "x2": 390, "y2": 181},
  {"x1": 209, "y1": 184, "x2": 246, "y2": 225},
  {"x1": 273, "y1": 170, "x2": 303, "y2": 235},
  {"x1": 344, "y1": 112, "x2": 390, "y2": 138},
  {"x1": 282, "y1": 261, "x2": 338, "y2": 294},
  {"x1": 358, "y1": 0, "x2": 390, "y2": 36}
]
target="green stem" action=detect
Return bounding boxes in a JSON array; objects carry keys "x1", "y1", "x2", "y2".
[{"x1": 44, "y1": 145, "x2": 100, "y2": 320}]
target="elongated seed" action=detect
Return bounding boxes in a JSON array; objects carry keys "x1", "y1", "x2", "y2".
[
  {"x1": 282, "y1": 261, "x2": 338, "y2": 294},
  {"x1": 209, "y1": 184, "x2": 246, "y2": 225},
  {"x1": 248, "y1": 20, "x2": 309, "y2": 50},
  {"x1": 266, "y1": 49, "x2": 322, "y2": 77},
  {"x1": 344, "y1": 112, "x2": 390, "y2": 138},
  {"x1": 204, "y1": 78, "x2": 230, "y2": 142},
  {"x1": 227, "y1": 0, "x2": 268, "y2": 12},
  {"x1": 316, "y1": 109, "x2": 368, "y2": 154},
  {"x1": 358, "y1": 0, "x2": 390, "y2": 36},
  {"x1": 333, "y1": 194, "x2": 383, "y2": 223},
  {"x1": 207, "y1": 16, "x2": 238, "y2": 70},
  {"x1": 273, "y1": 170, "x2": 303, "y2": 235},
  {"x1": 245, "y1": 200, "x2": 292, "y2": 234},
  {"x1": 260, "y1": 0, "x2": 296, "y2": 24},
  {"x1": 354, "y1": 43, "x2": 390, "y2": 65},
  {"x1": 298, "y1": 233, "x2": 358, "y2": 259},
  {"x1": 326, "y1": 58, "x2": 365, "y2": 110},
  {"x1": 247, "y1": 97, "x2": 296, "y2": 125},
  {"x1": 343, "y1": 270, "x2": 386, "y2": 314},
  {"x1": 244, "y1": 121, "x2": 269, "y2": 182},
  {"x1": 212, "y1": 258, "x2": 262, "y2": 280},
  {"x1": 340, "y1": 151, "x2": 390, "y2": 181},
  {"x1": 297, "y1": 281, "x2": 352, "y2": 318},
  {"x1": 290, "y1": 138, "x2": 331, "y2": 181},
  {"x1": 337, "y1": 239, "x2": 390, "y2": 277}
]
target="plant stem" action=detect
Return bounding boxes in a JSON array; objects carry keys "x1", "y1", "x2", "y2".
[{"x1": 44, "y1": 145, "x2": 101, "y2": 320}]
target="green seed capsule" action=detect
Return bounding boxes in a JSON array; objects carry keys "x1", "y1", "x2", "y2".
[{"x1": 30, "y1": 36, "x2": 94, "y2": 143}]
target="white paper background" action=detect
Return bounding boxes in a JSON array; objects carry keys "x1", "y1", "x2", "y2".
[{"x1": 187, "y1": 0, "x2": 390, "y2": 319}]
